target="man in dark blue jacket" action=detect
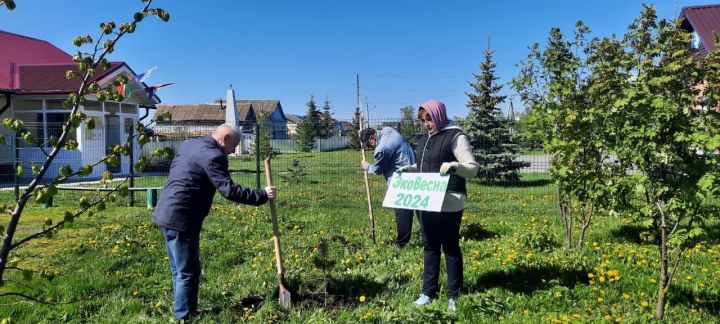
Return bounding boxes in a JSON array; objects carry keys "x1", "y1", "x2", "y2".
[
  {"x1": 153, "y1": 123, "x2": 276, "y2": 321},
  {"x1": 360, "y1": 127, "x2": 417, "y2": 247}
]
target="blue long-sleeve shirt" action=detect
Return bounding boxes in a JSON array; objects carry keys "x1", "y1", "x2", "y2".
[
  {"x1": 153, "y1": 136, "x2": 268, "y2": 233},
  {"x1": 366, "y1": 127, "x2": 416, "y2": 180}
]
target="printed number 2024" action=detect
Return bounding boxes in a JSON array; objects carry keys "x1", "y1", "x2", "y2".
[{"x1": 394, "y1": 193, "x2": 430, "y2": 209}]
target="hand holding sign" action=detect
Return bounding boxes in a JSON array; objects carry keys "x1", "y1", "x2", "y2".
[
  {"x1": 382, "y1": 172, "x2": 450, "y2": 212},
  {"x1": 439, "y1": 162, "x2": 458, "y2": 176}
]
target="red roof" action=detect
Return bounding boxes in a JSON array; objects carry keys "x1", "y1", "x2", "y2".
[
  {"x1": 17, "y1": 62, "x2": 124, "y2": 94},
  {"x1": 0, "y1": 30, "x2": 135, "y2": 96},
  {"x1": 0, "y1": 30, "x2": 72, "y2": 89},
  {"x1": 680, "y1": 4, "x2": 720, "y2": 54}
]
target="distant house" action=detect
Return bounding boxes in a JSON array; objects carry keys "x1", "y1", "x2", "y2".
[
  {"x1": 153, "y1": 103, "x2": 256, "y2": 137},
  {"x1": 680, "y1": 4, "x2": 720, "y2": 111},
  {"x1": 285, "y1": 114, "x2": 304, "y2": 138},
  {"x1": 237, "y1": 99, "x2": 288, "y2": 139},
  {"x1": 338, "y1": 121, "x2": 354, "y2": 135},
  {"x1": 680, "y1": 4, "x2": 720, "y2": 59},
  {"x1": 0, "y1": 30, "x2": 160, "y2": 180}
]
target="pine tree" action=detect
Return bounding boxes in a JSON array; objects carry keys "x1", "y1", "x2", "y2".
[
  {"x1": 297, "y1": 95, "x2": 320, "y2": 152},
  {"x1": 320, "y1": 96, "x2": 334, "y2": 138},
  {"x1": 463, "y1": 48, "x2": 528, "y2": 182},
  {"x1": 348, "y1": 105, "x2": 362, "y2": 149}
]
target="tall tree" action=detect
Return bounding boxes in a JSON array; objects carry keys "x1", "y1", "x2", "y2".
[
  {"x1": 512, "y1": 21, "x2": 627, "y2": 250},
  {"x1": 320, "y1": 96, "x2": 334, "y2": 138},
  {"x1": 604, "y1": 6, "x2": 718, "y2": 319},
  {"x1": 297, "y1": 95, "x2": 320, "y2": 152},
  {"x1": 464, "y1": 48, "x2": 528, "y2": 182}
]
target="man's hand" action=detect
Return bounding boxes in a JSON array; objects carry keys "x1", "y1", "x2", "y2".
[
  {"x1": 361, "y1": 161, "x2": 370, "y2": 171},
  {"x1": 265, "y1": 186, "x2": 277, "y2": 200},
  {"x1": 439, "y1": 162, "x2": 458, "y2": 176}
]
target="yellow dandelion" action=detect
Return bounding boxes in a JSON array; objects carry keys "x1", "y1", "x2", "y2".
[
  {"x1": 604, "y1": 315, "x2": 612, "y2": 321},
  {"x1": 359, "y1": 295, "x2": 366, "y2": 303},
  {"x1": 641, "y1": 300, "x2": 650, "y2": 308},
  {"x1": 598, "y1": 297, "x2": 605, "y2": 303}
]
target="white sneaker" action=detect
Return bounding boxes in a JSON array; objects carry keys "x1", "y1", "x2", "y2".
[
  {"x1": 413, "y1": 294, "x2": 431, "y2": 306},
  {"x1": 448, "y1": 298, "x2": 457, "y2": 311}
]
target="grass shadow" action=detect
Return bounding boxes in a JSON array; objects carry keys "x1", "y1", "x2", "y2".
[
  {"x1": 287, "y1": 274, "x2": 386, "y2": 309},
  {"x1": 609, "y1": 224, "x2": 648, "y2": 244},
  {"x1": 461, "y1": 222, "x2": 500, "y2": 241},
  {"x1": 477, "y1": 179, "x2": 552, "y2": 188},
  {"x1": 669, "y1": 287, "x2": 720, "y2": 315},
  {"x1": 467, "y1": 265, "x2": 590, "y2": 295}
]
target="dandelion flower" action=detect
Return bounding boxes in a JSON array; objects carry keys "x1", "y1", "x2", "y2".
[{"x1": 359, "y1": 295, "x2": 366, "y2": 303}]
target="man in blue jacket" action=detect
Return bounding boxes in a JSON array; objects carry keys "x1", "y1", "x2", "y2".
[
  {"x1": 153, "y1": 123, "x2": 276, "y2": 321},
  {"x1": 360, "y1": 127, "x2": 417, "y2": 247}
]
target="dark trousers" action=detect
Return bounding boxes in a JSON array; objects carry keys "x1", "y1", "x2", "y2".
[
  {"x1": 418, "y1": 210, "x2": 463, "y2": 298},
  {"x1": 394, "y1": 208, "x2": 415, "y2": 247},
  {"x1": 161, "y1": 227, "x2": 201, "y2": 320}
]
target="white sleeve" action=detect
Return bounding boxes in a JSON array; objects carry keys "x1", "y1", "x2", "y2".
[{"x1": 451, "y1": 134, "x2": 478, "y2": 179}]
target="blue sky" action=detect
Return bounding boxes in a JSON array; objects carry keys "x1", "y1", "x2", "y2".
[{"x1": 1, "y1": 0, "x2": 717, "y2": 120}]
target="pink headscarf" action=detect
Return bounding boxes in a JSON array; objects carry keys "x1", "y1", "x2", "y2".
[{"x1": 419, "y1": 99, "x2": 448, "y2": 130}]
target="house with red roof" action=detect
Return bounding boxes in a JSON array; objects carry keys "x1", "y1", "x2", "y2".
[
  {"x1": 680, "y1": 4, "x2": 720, "y2": 58},
  {"x1": 0, "y1": 30, "x2": 160, "y2": 180}
]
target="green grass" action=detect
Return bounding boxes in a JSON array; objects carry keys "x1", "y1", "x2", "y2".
[{"x1": 1, "y1": 150, "x2": 719, "y2": 323}]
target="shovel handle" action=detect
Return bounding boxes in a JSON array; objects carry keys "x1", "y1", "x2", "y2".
[{"x1": 264, "y1": 158, "x2": 285, "y2": 277}]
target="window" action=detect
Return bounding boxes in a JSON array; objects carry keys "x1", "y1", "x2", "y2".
[
  {"x1": 121, "y1": 103, "x2": 137, "y2": 114},
  {"x1": 692, "y1": 31, "x2": 702, "y2": 49},
  {"x1": 105, "y1": 102, "x2": 119, "y2": 114},
  {"x1": 13, "y1": 99, "x2": 42, "y2": 111},
  {"x1": 46, "y1": 99, "x2": 69, "y2": 110},
  {"x1": 46, "y1": 113, "x2": 72, "y2": 143},
  {"x1": 83, "y1": 100, "x2": 102, "y2": 112},
  {"x1": 13, "y1": 112, "x2": 43, "y2": 146}
]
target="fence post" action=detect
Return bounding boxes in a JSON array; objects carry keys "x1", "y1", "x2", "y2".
[
  {"x1": 146, "y1": 188, "x2": 158, "y2": 209},
  {"x1": 255, "y1": 122, "x2": 260, "y2": 188},
  {"x1": 129, "y1": 123, "x2": 135, "y2": 207}
]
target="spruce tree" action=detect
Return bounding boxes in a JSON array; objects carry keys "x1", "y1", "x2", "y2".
[
  {"x1": 348, "y1": 105, "x2": 362, "y2": 149},
  {"x1": 297, "y1": 95, "x2": 320, "y2": 152},
  {"x1": 320, "y1": 96, "x2": 334, "y2": 138},
  {"x1": 463, "y1": 48, "x2": 528, "y2": 182}
]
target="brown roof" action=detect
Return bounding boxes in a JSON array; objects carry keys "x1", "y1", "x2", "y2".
[
  {"x1": 155, "y1": 103, "x2": 254, "y2": 122},
  {"x1": 285, "y1": 114, "x2": 304, "y2": 124},
  {"x1": 236, "y1": 99, "x2": 280, "y2": 114},
  {"x1": 681, "y1": 4, "x2": 720, "y2": 54}
]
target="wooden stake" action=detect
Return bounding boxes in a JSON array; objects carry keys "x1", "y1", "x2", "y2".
[{"x1": 264, "y1": 158, "x2": 292, "y2": 309}]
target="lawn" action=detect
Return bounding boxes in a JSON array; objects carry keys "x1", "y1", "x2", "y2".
[{"x1": 0, "y1": 150, "x2": 718, "y2": 323}]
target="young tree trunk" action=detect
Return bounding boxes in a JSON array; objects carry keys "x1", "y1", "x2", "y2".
[
  {"x1": 655, "y1": 207, "x2": 668, "y2": 320},
  {"x1": 558, "y1": 189, "x2": 572, "y2": 248},
  {"x1": 577, "y1": 204, "x2": 593, "y2": 248}
]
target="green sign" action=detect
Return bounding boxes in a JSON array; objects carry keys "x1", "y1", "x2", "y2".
[{"x1": 382, "y1": 172, "x2": 449, "y2": 212}]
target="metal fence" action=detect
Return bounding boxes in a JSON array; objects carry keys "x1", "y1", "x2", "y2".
[{"x1": 0, "y1": 119, "x2": 553, "y2": 211}]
